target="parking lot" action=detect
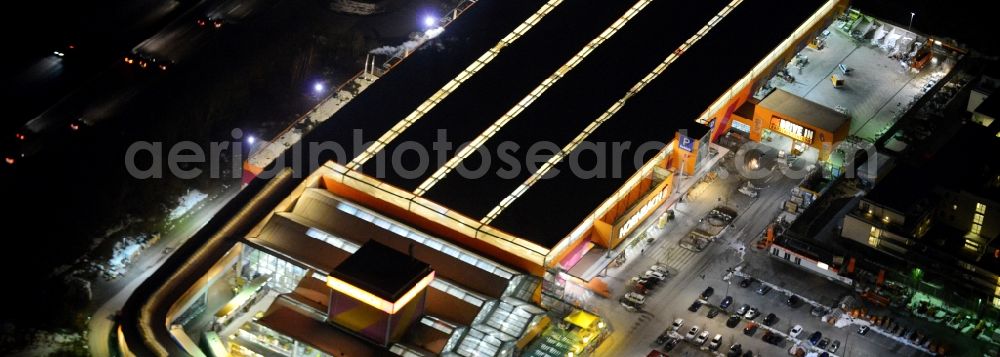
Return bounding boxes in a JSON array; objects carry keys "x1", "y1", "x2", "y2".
[
  {"x1": 591, "y1": 151, "x2": 933, "y2": 356},
  {"x1": 648, "y1": 267, "x2": 929, "y2": 357}
]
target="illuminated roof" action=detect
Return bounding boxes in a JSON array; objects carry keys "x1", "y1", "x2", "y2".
[
  {"x1": 328, "y1": 240, "x2": 434, "y2": 305},
  {"x1": 346, "y1": 0, "x2": 827, "y2": 247}
]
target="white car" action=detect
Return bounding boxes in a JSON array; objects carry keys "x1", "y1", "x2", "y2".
[
  {"x1": 695, "y1": 331, "x2": 710, "y2": 345},
  {"x1": 624, "y1": 292, "x2": 646, "y2": 305},
  {"x1": 644, "y1": 270, "x2": 666, "y2": 280},
  {"x1": 650, "y1": 264, "x2": 669, "y2": 273},
  {"x1": 789, "y1": 325, "x2": 803, "y2": 338},
  {"x1": 708, "y1": 334, "x2": 723, "y2": 350},
  {"x1": 670, "y1": 318, "x2": 684, "y2": 331},
  {"x1": 686, "y1": 326, "x2": 700, "y2": 340}
]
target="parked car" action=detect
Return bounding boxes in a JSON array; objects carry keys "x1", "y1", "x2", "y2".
[
  {"x1": 720, "y1": 296, "x2": 733, "y2": 309},
  {"x1": 743, "y1": 322, "x2": 758, "y2": 336},
  {"x1": 810, "y1": 305, "x2": 828, "y2": 317},
  {"x1": 744, "y1": 307, "x2": 760, "y2": 320},
  {"x1": 664, "y1": 337, "x2": 679, "y2": 351},
  {"x1": 808, "y1": 331, "x2": 823, "y2": 346},
  {"x1": 739, "y1": 278, "x2": 753, "y2": 288},
  {"x1": 644, "y1": 270, "x2": 666, "y2": 280},
  {"x1": 786, "y1": 295, "x2": 801, "y2": 307},
  {"x1": 701, "y1": 287, "x2": 715, "y2": 299},
  {"x1": 708, "y1": 308, "x2": 722, "y2": 318},
  {"x1": 818, "y1": 337, "x2": 830, "y2": 349},
  {"x1": 624, "y1": 292, "x2": 646, "y2": 305},
  {"x1": 688, "y1": 300, "x2": 704, "y2": 312},
  {"x1": 695, "y1": 331, "x2": 710, "y2": 345},
  {"x1": 736, "y1": 304, "x2": 751, "y2": 315},
  {"x1": 709, "y1": 334, "x2": 723, "y2": 350},
  {"x1": 726, "y1": 314, "x2": 741, "y2": 328},
  {"x1": 762, "y1": 331, "x2": 782, "y2": 345},
  {"x1": 829, "y1": 340, "x2": 841, "y2": 353},
  {"x1": 742, "y1": 351, "x2": 754, "y2": 357},
  {"x1": 654, "y1": 331, "x2": 671, "y2": 346},
  {"x1": 756, "y1": 285, "x2": 772, "y2": 295},
  {"x1": 670, "y1": 318, "x2": 684, "y2": 331},
  {"x1": 789, "y1": 325, "x2": 803, "y2": 338},
  {"x1": 650, "y1": 264, "x2": 669, "y2": 274},
  {"x1": 858, "y1": 325, "x2": 870, "y2": 335},
  {"x1": 727, "y1": 343, "x2": 743, "y2": 357},
  {"x1": 762, "y1": 313, "x2": 777, "y2": 326},
  {"x1": 686, "y1": 326, "x2": 700, "y2": 340}
]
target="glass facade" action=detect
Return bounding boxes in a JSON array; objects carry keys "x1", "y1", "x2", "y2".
[{"x1": 240, "y1": 247, "x2": 307, "y2": 294}]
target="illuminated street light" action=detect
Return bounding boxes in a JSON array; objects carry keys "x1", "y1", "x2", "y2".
[
  {"x1": 423, "y1": 15, "x2": 437, "y2": 28},
  {"x1": 313, "y1": 82, "x2": 325, "y2": 93},
  {"x1": 909, "y1": 12, "x2": 915, "y2": 30},
  {"x1": 247, "y1": 135, "x2": 255, "y2": 145}
]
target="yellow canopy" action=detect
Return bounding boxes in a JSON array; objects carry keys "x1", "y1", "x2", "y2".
[{"x1": 564, "y1": 310, "x2": 600, "y2": 329}]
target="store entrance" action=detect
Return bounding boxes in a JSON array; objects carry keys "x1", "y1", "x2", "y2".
[{"x1": 761, "y1": 129, "x2": 819, "y2": 167}]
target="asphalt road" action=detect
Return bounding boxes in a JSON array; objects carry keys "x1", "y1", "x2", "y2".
[
  {"x1": 86, "y1": 186, "x2": 239, "y2": 357},
  {"x1": 5, "y1": 0, "x2": 271, "y2": 163}
]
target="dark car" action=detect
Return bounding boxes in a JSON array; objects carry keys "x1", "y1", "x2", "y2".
[
  {"x1": 708, "y1": 308, "x2": 722, "y2": 318},
  {"x1": 786, "y1": 295, "x2": 801, "y2": 307},
  {"x1": 739, "y1": 278, "x2": 753, "y2": 288},
  {"x1": 720, "y1": 296, "x2": 734, "y2": 309},
  {"x1": 756, "y1": 285, "x2": 771, "y2": 295},
  {"x1": 818, "y1": 337, "x2": 830, "y2": 349},
  {"x1": 762, "y1": 331, "x2": 782, "y2": 345},
  {"x1": 664, "y1": 338, "x2": 679, "y2": 351},
  {"x1": 742, "y1": 351, "x2": 754, "y2": 357},
  {"x1": 688, "y1": 300, "x2": 704, "y2": 312},
  {"x1": 726, "y1": 314, "x2": 741, "y2": 328},
  {"x1": 727, "y1": 344, "x2": 743, "y2": 357},
  {"x1": 743, "y1": 322, "x2": 758, "y2": 336},
  {"x1": 829, "y1": 340, "x2": 841, "y2": 353},
  {"x1": 736, "y1": 304, "x2": 751, "y2": 315},
  {"x1": 655, "y1": 332, "x2": 670, "y2": 346},
  {"x1": 762, "y1": 313, "x2": 778, "y2": 326},
  {"x1": 809, "y1": 331, "x2": 823, "y2": 346},
  {"x1": 810, "y1": 305, "x2": 828, "y2": 317},
  {"x1": 701, "y1": 287, "x2": 715, "y2": 299},
  {"x1": 196, "y1": 16, "x2": 225, "y2": 28}
]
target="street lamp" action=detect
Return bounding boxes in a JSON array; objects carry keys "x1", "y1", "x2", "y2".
[
  {"x1": 313, "y1": 82, "x2": 325, "y2": 94},
  {"x1": 423, "y1": 15, "x2": 437, "y2": 28},
  {"x1": 909, "y1": 12, "x2": 915, "y2": 30},
  {"x1": 246, "y1": 135, "x2": 255, "y2": 145}
]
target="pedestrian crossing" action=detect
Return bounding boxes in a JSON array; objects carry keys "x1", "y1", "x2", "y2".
[{"x1": 652, "y1": 245, "x2": 701, "y2": 272}]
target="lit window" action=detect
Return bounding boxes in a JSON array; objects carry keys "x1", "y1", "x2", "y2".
[
  {"x1": 977, "y1": 203, "x2": 987, "y2": 214},
  {"x1": 966, "y1": 238, "x2": 981, "y2": 251},
  {"x1": 868, "y1": 227, "x2": 881, "y2": 247},
  {"x1": 972, "y1": 224, "x2": 982, "y2": 235},
  {"x1": 974, "y1": 214, "x2": 984, "y2": 225}
]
